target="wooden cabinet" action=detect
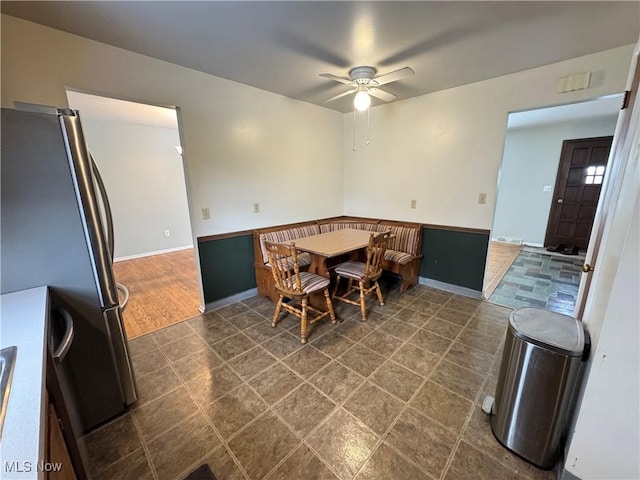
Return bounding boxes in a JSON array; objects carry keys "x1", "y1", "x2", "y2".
[{"x1": 46, "y1": 400, "x2": 77, "y2": 480}]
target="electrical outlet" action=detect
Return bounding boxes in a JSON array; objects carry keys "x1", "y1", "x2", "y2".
[
  {"x1": 410, "y1": 199, "x2": 417, "y2": 209},
  {"x1": 201, "y1": 207, "x2": 210, "y2": 220},
  {"x1": 253, "y1": 202, "x2": 260, "y2": 213},
  {"x1": 478, "y1": 193, "x2": 487, "y2": 204},
  {"x1": 163, "y1": 230, "x2": 170, "y2": 237}
]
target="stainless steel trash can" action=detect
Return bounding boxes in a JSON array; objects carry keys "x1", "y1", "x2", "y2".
[{"x1": 490, "y1": 307, "x2": 588, "y2": 469}]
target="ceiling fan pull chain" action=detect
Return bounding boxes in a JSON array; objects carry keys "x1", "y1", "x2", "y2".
[
  {"x1": 352, "y1": 109, "x2": 357, "y2": 151},
  {"x1": 366, "y1": 108, "x2": 371, "y2": 145}
]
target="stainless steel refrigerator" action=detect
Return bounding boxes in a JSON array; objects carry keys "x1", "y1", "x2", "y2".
[{"x1": 1, "y1": 106, "x2": 137, "y2": 433}]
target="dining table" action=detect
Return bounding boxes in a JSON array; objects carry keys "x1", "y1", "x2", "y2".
[{"x1": 289, "y1": 228, "x2": 374, "y2": 278}]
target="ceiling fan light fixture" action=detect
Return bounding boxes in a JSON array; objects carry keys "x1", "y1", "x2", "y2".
[
  {"x1": 321, "y1": 65, "x2": 413, "y2": 111},
  {"x1": 354, "y1": 88, "x2": 371, "y2": 111}
]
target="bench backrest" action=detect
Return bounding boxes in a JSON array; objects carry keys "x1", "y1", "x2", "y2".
[
  {"x1": 258, "y1": 224, "x2": 320, "y2": 264},
  {"x1": 318, "y1": 221, "x2": 380, "y2": 233},
  {"x1": 255, "y1": 218, "x2": 422, "y2": 266},
  {"x1": 381, "y1": 224, "x2": 421, "y2": 256}
]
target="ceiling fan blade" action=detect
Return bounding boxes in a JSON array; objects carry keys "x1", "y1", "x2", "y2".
[
  {"x1": 324, "y1": 89, "x2": 357, "y2": 103},
  {"x1": 373, "y1": 67, "x2": 415, "y2": 86},
  {"x1": 319, "y1": 73, "x2": 353, "y2": 85},
  {"x1": 368, "y1": 88, "x2": 396, "y2": 102}
]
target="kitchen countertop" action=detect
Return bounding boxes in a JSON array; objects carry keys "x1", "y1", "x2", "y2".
[{"x1": 0, "y1": 286, "x2": 49, "y2": 480}]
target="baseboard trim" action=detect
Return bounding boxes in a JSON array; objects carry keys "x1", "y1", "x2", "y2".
[
  {"x1": 559, "y1": 468, "x2": 581, "y2": 480},
  {"x1": 203, "y1": 288, "x2": 258, "y2": 312},
  {"x1": 522, "y1": 242, "x2": 544, "y2": 248},
  {"x1": 114, "y1": 245, "x2": 193, "y2": 262},
  {"x1": 418, "y1": 277, "x2": 482, "y2": 299},
  {"x1": 491, "y1": 237, "x2": 522, "y2": 245}
]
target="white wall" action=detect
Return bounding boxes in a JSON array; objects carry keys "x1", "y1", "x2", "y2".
[
  {"x1": 343, "y1": 45, "x2": 633, "y2": 230},
  {"x1": 492, "y1": 117, "x2": 618, "y2": 246},
  {"x1": 565, "y1": 194, "x2": 639, "y2": 480},
  {"x1": 0, "y1": 14, "x2": 344, "y2": 240},
  {"x1": 79, "y1": 118, "x2": 192, "y2": 259}
]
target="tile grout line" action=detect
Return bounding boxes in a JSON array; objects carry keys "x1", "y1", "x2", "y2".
[
  {"x1": 186, "y1": 305, "x2": 350, "y2": 479},
  {"x1": 349, "y1": 292, "x2": 479, "y2": 480},
  {"x1": 127, "y1": 287, "x2": 514, "y2": 480},
  {"x1": 147, "y1": 317, "x2": 250, "y2": 480},
  {"x1": 166, "y1": 347, "x2": 250, "y2": 480},
  {"x1": 346, "y1": 295, "x2": 452, "y2": 478},
  {"x1": 130, "y1": 412, "x2": 161, "y2": 480},
  {"x1": 254, "y1": 285, "x2": 412, "y2": 479},
  {"x1": 137, "y1": 328, "x2": 212, "y2": 480}
]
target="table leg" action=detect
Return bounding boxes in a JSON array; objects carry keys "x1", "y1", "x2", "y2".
[
  {"x1": 308, "y1": 253, "x2": 330, "y2": 278},
  {"x1": 307, "y1": 254, "x2": 334, "y2": 312}
]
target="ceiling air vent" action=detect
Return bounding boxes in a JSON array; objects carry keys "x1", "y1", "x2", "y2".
[{"x1": 558, "y1": 72, "x2": 591, "y2": 94}]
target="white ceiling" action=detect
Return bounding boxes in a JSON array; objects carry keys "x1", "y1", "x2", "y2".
[{"x1": 2, "y1": 1, "x2": 639, "y2": 113}]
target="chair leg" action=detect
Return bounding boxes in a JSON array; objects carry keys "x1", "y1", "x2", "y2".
[
  {"x1": 324, "y1": 289, "x2": 337, "y2": 323},
  {"x1": 374, "y1": 281, "x2": 385, "y2": 306},
  {"x1": 272, "y1": 295, "x2": 284, "y2": 327},
  {"x1": 358, "y1": 281, "x2": 367, "y2": 321},
  {"x1": 300, "y1": 298, "x2": 308, "y2": 344},
  {"x1": 332, "y1": 275, "x2": 342, "y2": 297}
]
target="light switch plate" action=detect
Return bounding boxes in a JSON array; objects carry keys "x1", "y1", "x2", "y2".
[
  {"x1": 201, "y1": 207, "x2": 210, "y2": 220},
  {"x1": 410, "y1": 199, "x2": 417, "y2": 209},
  {"x1": 478, "y1": 193, "x2": 487, "y2": 204}
]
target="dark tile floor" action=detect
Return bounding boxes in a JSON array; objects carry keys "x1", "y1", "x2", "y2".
[
  {"x1": 84, "y1": 279, "x2": 556, "y2": 480},
  {"x1": 488, "y1": 250, "x2": 584, "y2": 316}
]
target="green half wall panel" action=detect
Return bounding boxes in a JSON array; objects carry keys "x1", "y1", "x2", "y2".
[
  {"x1": 420, "y1": 227, "x2": 489, "y2": 292},
  {"x1": 198, "y1": 225, "x2": 489, "y2": 305},
  {"x1": 198, "y1": 234, "x2": 256, "y2": 304}
]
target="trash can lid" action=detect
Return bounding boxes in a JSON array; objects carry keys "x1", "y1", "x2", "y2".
[{"x1": 509, "y1": 307, "x2": 585, "y2": 356}]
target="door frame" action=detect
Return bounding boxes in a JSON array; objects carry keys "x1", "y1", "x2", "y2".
[
  {"x1": 482, "y1": 96, "x2": 623, "y2": 298},
  {"x1": 575, "y1": 44, "x2": 640, "y2": 320}
]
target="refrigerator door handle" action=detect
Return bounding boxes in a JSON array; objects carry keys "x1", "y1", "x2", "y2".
[
  {"x1": 90, "y1": 153, "x2": 115, "y2": 261},
  {"x1": 116, "y1": 282, "x2": 130, "y2": 312},
  {"x1": 52, "y1": 307, "x2": 75, "y2": 362},
  {"x1": 91, "y1": 152, "x2": 130, "y2": 312}
]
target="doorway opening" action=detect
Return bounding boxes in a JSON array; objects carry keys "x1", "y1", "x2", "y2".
[
  {"x1": 66, "y1": 90, "x2": 200, "y2": 338},
  {"x1": 484, "y1": 95, "x2": 622, "y2": 315}
]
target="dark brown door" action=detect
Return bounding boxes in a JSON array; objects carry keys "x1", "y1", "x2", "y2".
[{"x1": 544, "y1": 136, "x2": 613, "y2": 250}]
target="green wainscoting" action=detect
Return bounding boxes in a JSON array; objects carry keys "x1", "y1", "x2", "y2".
[
  {"x1": 420, "y1": 227, "x2": 489, "y2": 292},
  {"x1": 198, "y1": 233, "x2": 256, "y2": 304},
  {"x1": 198, "y1": 224, "x2": 489, "y2": 305}
]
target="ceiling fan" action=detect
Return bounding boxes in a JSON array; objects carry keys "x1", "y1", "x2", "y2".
[{"x1": 320, "y1": 66, "x2": 415, "y2": 111}]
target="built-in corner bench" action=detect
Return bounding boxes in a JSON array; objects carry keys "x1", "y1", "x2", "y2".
[{"x1": 253, "y1": 216, "x2": 423, "y2": 302}]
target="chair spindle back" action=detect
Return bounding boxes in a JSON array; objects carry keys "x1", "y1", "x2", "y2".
[
  {"x1": 365, "y1": 231, "x2": 391, "y2": 278},
  {"x1": 264, "y1": 241, "x2": 302, "y2": 294}
]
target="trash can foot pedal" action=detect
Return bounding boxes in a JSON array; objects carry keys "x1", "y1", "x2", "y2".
[{"x1": 482, "y1": 395, "x2": 494, "y2": 415}]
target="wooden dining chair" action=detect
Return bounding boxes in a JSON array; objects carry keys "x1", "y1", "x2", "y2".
[
  {"x1": 264, "y1": 240, "x2": 336, "y2": 343},
  {"x1": 332, "y1": 231, "x2": 392, "y2": 321}
]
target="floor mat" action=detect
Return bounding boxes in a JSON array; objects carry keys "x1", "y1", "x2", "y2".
[
  {"x1": 488, "y1": 250, "x2": 583, "y2": 315},
  {"x1": 184, "y1": 464, "x2": 218, "y2": 480}
]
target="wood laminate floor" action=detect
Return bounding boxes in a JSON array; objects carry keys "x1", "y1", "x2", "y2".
[
  {"x1": 114, "y1": 248, "x2": 201, "y2": 339},
  {"x1": 483, "y1": 241, "x2": 522, "y2": 299}
]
